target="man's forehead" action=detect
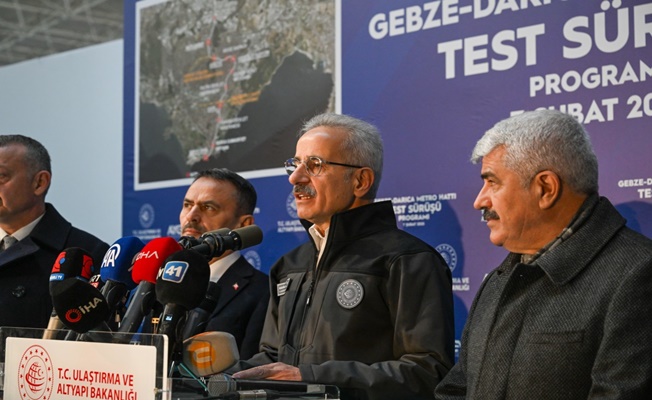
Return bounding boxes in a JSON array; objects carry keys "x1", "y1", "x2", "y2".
[
  {"x1": 297, "y1": 127, "x2": 345, "y2": 154},
  {"x1": 302, "y1": 125, "x2": 348, "y2": 140}
]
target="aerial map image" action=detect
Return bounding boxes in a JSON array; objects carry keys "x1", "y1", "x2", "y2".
[{"x1": 135, "y1": 0, "x2": 336, "y2": 187}]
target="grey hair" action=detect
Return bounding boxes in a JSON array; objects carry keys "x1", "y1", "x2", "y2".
[
  {"x1": 301, "y1": 113, "x2": 384, "y2": 199},
  {"x1": 471, "y1": 109, "x2": 598, "y2": 194}
]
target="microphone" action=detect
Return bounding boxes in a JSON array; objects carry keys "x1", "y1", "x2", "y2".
[
  {"x1": 181, "y1": 331, "x2": 239, "y2": 377},
  {"x1": 207, "y1": 388, "x2": 283, "y2": 399},
  {"x1": 51, "y1": 278, "x2": 112, "y2": 335},
  {"x1": 89, "y1": 273, "x2": 104, "y2": 290},
  {"x1": 99, "y1": 236, "x2": 145, "y2": 329},
  {"x1": 207, "y1": 374, "x2": 319, "y2": 399},
  {"x1": 155, "y1": 249, "x2": 211, "y2": 361},
  {"x1": 180, "y1": 227, "x2": 229, "y2": 250},
  {"x1": 178, "y1": 235, "x2": 201, "y2": 249},
  {"x1": 118, "y1": 237, "x2": 183, "y2": 334},
  {"x1": 44, "y1": 247, "x2": 97, "y2": 340},
  {"x1": 181, "y1": 281, "x2": 221, "y2": 341},
  {"x1": 179, "y1": 226, "x2": 230, "y2": 250},
  {"x1": 49, "y1": 247, "x2": 96, "y2": 288},
  {"x1": 190, "y1": 225, "x2": 263, "y2": 260}
]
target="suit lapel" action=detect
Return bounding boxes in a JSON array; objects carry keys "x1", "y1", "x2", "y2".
[
  {"x1": 0, "y1": 204, "x2": 70, "y2": 268},
  {"x1": 212, "y1": 256, "x2": 254, "y2": 316},
  {"x1": 0, "y1": 237, "x2": 40, "y2": 266}
]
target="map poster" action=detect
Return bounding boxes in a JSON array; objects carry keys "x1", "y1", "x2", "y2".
[{"x1": 134, "y1": 0, "x2": 338, "y2": 190}]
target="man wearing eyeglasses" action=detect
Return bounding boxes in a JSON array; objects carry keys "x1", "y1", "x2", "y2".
[{"x1": 231, "y1": 113, "x2": 455, "y2": 400}]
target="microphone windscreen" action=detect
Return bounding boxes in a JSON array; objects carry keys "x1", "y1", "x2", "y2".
[
  {"x1": 49, "y1": 247, "x2": 96, "y2": 292},
  {"x1": 231, "y1": 225, "x2": 263, "y2": 249},
  {"x1": 51, "y1": 278, "x2": 110, "y2": 333},
  {"x1": 132, "y1": 237, "x2": 183, "y2": 284},
  {"x1": 182, "y1": 332, "x2": 239, "y2": 377},
  {"x1": 100, "y1": 236, "x2": 145, "y2": 289},
  {"x1": 155, "y1": 250, "x2": 210, "y2": 309}
]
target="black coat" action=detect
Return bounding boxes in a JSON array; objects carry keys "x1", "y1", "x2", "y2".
[
  {"x1": 204, "y1": 255, "x2": 270, "y2": 359},
  {"x1": 0, "y1": 203, "x2": 109, "y2": 329}
]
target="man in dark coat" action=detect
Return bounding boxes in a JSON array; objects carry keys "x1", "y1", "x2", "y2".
[
  {"x1": 0, "y1": 134, "x2": 109, "y2": 329},
  {"x1": 179, "y1": 168, "x2": 269, "y2": 359},
  {"x1": 435, "y1": 110, "x2": 652, "y2": 399}
]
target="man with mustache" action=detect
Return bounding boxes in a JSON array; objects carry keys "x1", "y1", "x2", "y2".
[
  {"x1": 179, "y1": 168, "x2": 269, "y2": 359},
  {"x1": 231, "y1": 113, "x2": 455, "y2": 400},
  {"x1": 435, "y1": 110, "x2": 652, "y2": 399}
]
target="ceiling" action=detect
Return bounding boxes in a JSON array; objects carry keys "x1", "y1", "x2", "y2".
[{"x1": 0, "y1": 0, "x2": 124, "y2": 67}]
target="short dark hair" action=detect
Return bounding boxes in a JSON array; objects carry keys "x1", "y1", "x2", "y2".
[
  {"x1": 0, "y1": 134, "x2": 52, "y2": 175},
  {"x1": 192, "y1": 168, "x2": 257, "y2": 216}
]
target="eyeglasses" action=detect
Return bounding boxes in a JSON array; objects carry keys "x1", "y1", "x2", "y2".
[{"x1": 284, "y1": 156, "x2": 364, "y2": 176}]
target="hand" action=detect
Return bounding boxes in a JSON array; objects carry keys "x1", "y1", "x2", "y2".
[{"x1": 232, "y1": 362, "x2": 302, "y2": 381}]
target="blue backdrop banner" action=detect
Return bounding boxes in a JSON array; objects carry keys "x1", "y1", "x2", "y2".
[{"x1": 124, "y1": 0, "x2": 652, "y2": 358}]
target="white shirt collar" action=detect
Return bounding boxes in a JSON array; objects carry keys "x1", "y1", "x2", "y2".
[
  {"x1": 0, "y1": 213, "x2": 45, "y2": 242},
  {"x1": 209, "y1": 250, "x2": 241, "y2": 282},
  {"x1": 308, "y1": 224, "x2": 329, "y2": 266}
]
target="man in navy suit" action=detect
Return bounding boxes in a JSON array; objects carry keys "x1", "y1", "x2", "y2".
[
  {"x1": 179, "y1": 168, "x2": 269, "y2": 359},
  {"x1": 0, "y1": 134, "x2": 109, "y2": 329}
]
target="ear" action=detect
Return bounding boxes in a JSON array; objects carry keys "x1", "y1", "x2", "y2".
[
  {"x1": 33, "y1": 171, "x2": 51, "y2": 196},
  {"x1": 236, "y1": 214, "x2": 254, "y2": 228},
  {"x1": 533, "y1": 170, "x2": 561, "y2": 210},
  {"x1": 352, "y1": 167, "x2": 375, "y2": 199}
]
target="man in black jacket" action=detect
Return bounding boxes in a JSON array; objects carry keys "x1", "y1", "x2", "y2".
[
  {"x1": 0, "y1": 134, "x2": 109, "y2": 329},
  {"x1": 232, "y1": 113, "x2": 455, "y2": 400}
]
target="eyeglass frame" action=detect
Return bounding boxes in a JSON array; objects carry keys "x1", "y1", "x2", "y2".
[{"x1": 284, "y1": 156, "x2": 364, "y2": 176}]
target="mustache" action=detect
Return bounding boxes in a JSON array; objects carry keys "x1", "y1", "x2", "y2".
[
  {"x1": 182, "y1": 223, "x2": 205, "y2": 234},
  {"x1": 293, "y1": 185, "x2": 316, "y2": 197},
  {"x1": 481, "y1": 209, "x2": 499, "y2": 221}
]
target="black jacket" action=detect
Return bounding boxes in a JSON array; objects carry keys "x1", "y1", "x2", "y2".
[
  {"x1": 245, "y1": 201, "x2": 455, "y2": 400},
  {"x1": 0, "y1": 203, "x2": 109, "y2": 329}
]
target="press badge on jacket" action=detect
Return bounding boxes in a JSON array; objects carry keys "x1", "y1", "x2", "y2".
[{"x1": 277, "y1": 277, "x2": 291, "y2": 297}]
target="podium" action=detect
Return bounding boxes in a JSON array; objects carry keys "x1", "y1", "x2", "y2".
[
  {"x1": 0, "y1": 326, "x2": 169, "y2": 400},
  {"x1": 1, "y1": 327, "x2": 340, "y2": 400}
]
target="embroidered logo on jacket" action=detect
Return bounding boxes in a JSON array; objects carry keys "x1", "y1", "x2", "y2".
[{"x1": 336, "y1": 279, "x2": 364, "y2": 309}]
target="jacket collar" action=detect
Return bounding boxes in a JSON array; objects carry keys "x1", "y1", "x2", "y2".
[
  {"x1": 29, "y1": 203, "x2": 72, "y2": 252},
  {"x1": 299, "y1": 201, "x2": 396, "y2": 268},
  {"x1": 512, "y1": 196, "x2": 625, "y2": 285},
  {"x1": 301, "y1": 201, "x2": 396, "y2": 245},
  {"x1": 0, "y1": 203, "x2": 72, "y2": 265}
]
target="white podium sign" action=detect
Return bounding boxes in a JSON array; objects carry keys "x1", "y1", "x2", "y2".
[{"x1": 4, "y1": 337, "x2": 158, "y2": 400}]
